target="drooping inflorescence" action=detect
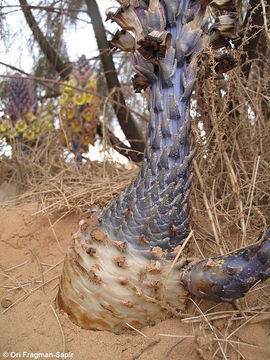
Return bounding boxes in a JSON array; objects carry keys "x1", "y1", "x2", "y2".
[
  {"x1": 56, "y1": 0, "x2": 270, "y2": 334},
  {"x1": 59, "y1": 55, "x2": 99, "y2": 159},
  {"x1": 0, "y1": 75, "x2": 55, "y2": 145}
]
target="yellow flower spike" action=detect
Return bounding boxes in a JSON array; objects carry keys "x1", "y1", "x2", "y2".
[
  {"x1": 61, "y1": 92, "x2": 70, "y2": 105},
  {"x1": 90, "y1": 77, "x2": 97, "y2": 91},
  {"x1": 42, "y1": 114, "x2": 54, "y2": 124},
  {"x1": 71, "y1": 118, "x2": 82, "y2": 132},
  {"x1": 46, "y1": 101, "x2": 54, "y2": 111},
  {"x1": 39, "y1": 110, "x2": 52, "y2": 126},
  {"x1": 81, "y1": 107, "x2": 94, "y2": 122},
  {"x1": 73, "y1": 92, "x2": 87, "y2": 106},
  {"x1": 82, "y1": 134, "x2": 90, "y2": 146},
  {"x1": 25, "y1": 112, "x2": 35, "y2": 122},
  {"x1": 85, "y1": 93, "x2": 94, "y2": 103},
  {"x1": 36, "y1": 107, "x2": 42, "y2": 116},
  {"x1": 84, "y1": 84, "x2": 92, "y2": 93},
  {"x1": 0, "y1": 119, "x2": 10, "y2": 132},
  {"x1": 60, "y1": 106, "x2": 68, "y2": 119},
  {"x1": 90, "y1": 96, "x2": 99, "y2": 109},
  {"x1": 24, "y1": 127, "x2": 35, "y2": 140},
  {"x1": 79, "y1": 78, "x2": 84, "y2": 87},
  {"x1": 66, "y1": 105, "x2": 76, "y2": 120},
  {"x1": 15, "y1": 119, "x2": 28, "y2": 133},
  {"x1": 84, "y1": 122, "x2": 94, "y2": 132},
  {"x1": 62, "y1": 78, "x2": 76, "y2": 95},
  {"x1": 44, "y1": 122, "x2": 54, "y2": 131},
  {"x1": 81, "y1": 134, "x2": 93, "y2": 150},
  {"x1": 84, "y1": 85, "x2": 94, "y2": 103},
  {"x1": 33, "y1": 122, "x2": 41, "y2": 134},
  {"x1": 6, "y1": 127, "x2": 17, "y2": 140}
]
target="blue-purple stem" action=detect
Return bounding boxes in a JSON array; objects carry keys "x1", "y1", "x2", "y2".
[
  {"x1": 98, "y1": 0, "x2": 270, "y2": 302},
  {"x1": 97, "y1": 0, "x2": 193, "y2": 257}
]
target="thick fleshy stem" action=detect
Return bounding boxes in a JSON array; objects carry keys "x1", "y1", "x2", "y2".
[
  {"x1": 56, "y1": 0, "x2": 269, "y2": 333},
  {"x1": 98, "y1": 0, "x2": 203, "y2": 256},
  {"x1": 182, "y1": 230, "x2": 270, "y2": 302},
  {"x1": 57, "y1": 0, "x2": 205, "y2": 332}
]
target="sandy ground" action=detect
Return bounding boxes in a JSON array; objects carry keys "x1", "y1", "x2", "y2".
[{"x1": 0, "y1": 203, "x2": 270, "y2": 360}]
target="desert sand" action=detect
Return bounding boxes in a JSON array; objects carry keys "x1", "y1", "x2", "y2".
[{"x1": 0, "y1": 202, "x2": 270, "y2": 360}]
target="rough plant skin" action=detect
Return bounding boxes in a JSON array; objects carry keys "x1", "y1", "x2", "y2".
[
  {"x1": 57, "y1": 0, "x2": 201, "y2": 332},
  {"x1": 183, "y1": 230, "x2": 270, "y2": 302},
  {"x1": 57, "y1": 0, "x2": 270, "y2": 332}
]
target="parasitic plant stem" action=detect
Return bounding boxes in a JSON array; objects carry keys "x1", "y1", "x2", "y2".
[{"x1": 57, "y1": 0, "x2": 270, "y2": 333}]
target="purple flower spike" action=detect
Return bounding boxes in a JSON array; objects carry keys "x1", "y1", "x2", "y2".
[{"x1": 6, "y1": 75, "x2": 37, "y2": 120}]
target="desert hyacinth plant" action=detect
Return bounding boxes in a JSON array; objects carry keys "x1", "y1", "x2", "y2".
[
  {"x1": 0, "y1": 75, "x2": 55, "y2": 147},
  {"x1": 60, "y1": 55, "x2": 99, "y2": 160},
  {"x1": 57, "y1": 0, "x2": 270, "y2": 333}
]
